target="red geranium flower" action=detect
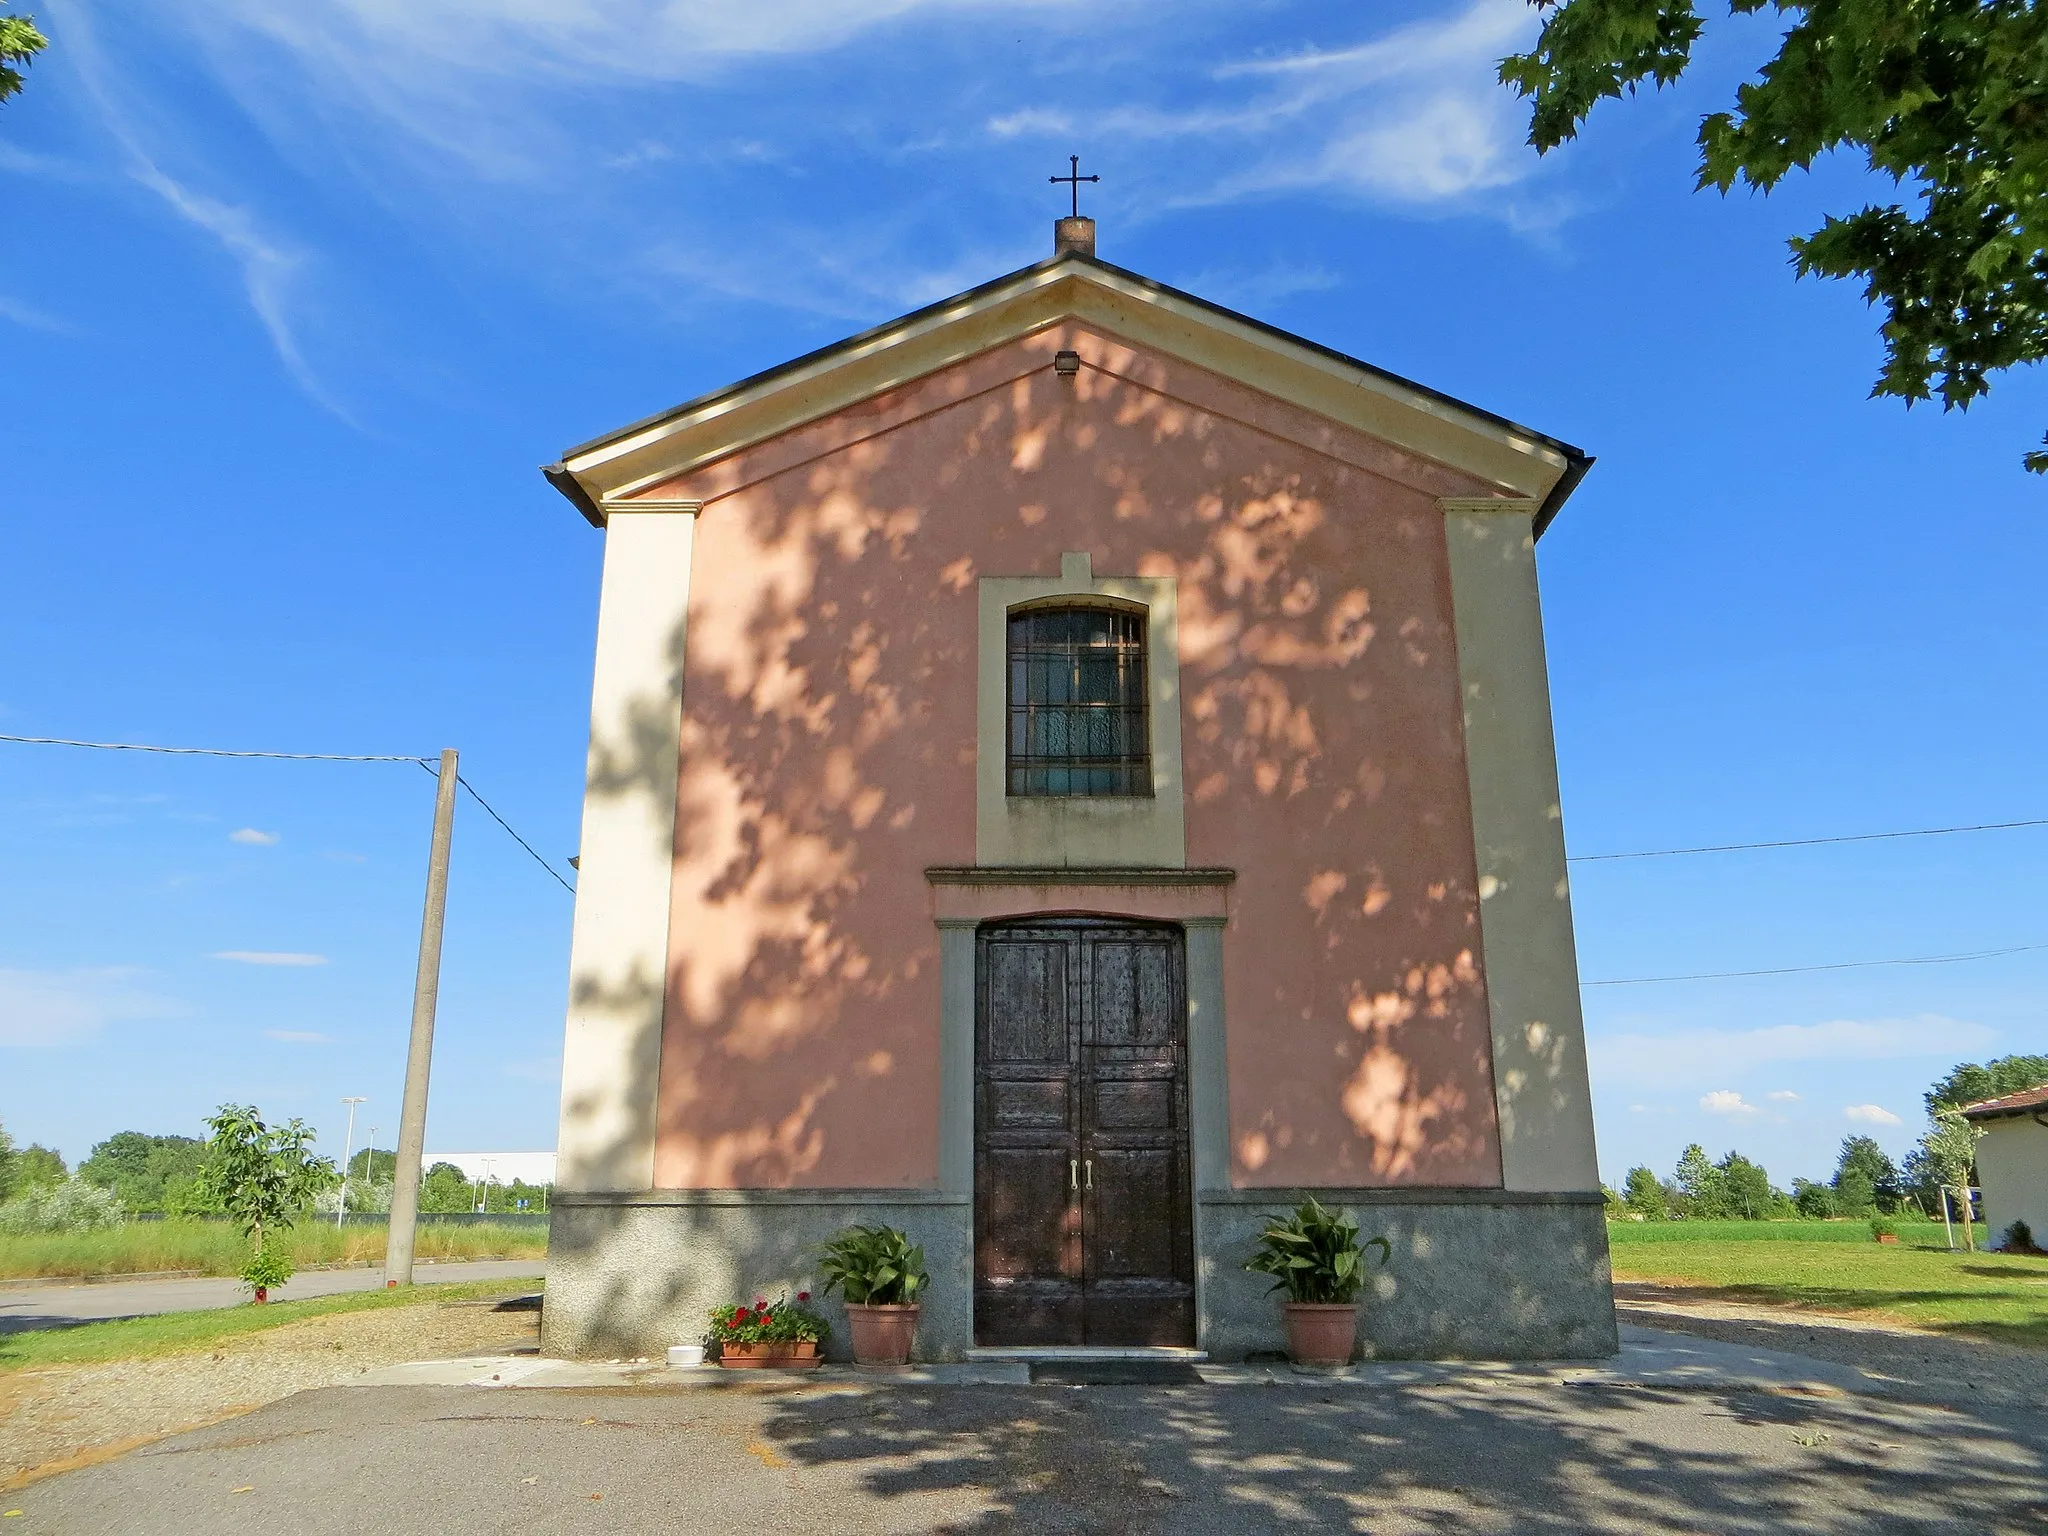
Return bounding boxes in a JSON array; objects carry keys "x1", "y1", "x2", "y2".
[
  {"x1": 754, "y1": 1297, "x2": 768, "y2": 1308},
  {"x1": 796, "y1": 1292, "x2": 810, "y2": 1303}
]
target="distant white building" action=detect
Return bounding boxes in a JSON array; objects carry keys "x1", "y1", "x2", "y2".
[
  {"x1": 1961, "y1": 1086, "x2": 2048, "y2": 1246},
  {"x1": 422, "y1": 1152, "x2": 557, "y2": 1187}
]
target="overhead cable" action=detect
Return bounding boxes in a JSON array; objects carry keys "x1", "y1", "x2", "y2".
[{"x1": 1569, "y1": 816, "x2": 2048, "y2": 863}]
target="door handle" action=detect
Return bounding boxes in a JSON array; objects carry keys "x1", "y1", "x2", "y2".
[
  {"x1": 1084, "y1": 1159, "x2": 1093, "y2": 1191},
  {"x1": 1070, "y1": 1159, "x2": 1079, "y2": 1193}
]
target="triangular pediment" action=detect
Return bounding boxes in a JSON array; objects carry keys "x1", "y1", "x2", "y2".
[{"x1": 546, "y1": 254, "x2": 1590, "y2": 534}]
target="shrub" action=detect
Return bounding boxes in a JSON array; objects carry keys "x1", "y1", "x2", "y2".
[
  {"x1": 242, "y1": 1244, "x2": 294, "y2": 1297},
  {"x1": 0, "y1": 1177, "x2": 125, "y2": 1234},
  {"x1": 1869, "y1": 1215, "x2": 1898, "y2": 1240},
  {"x1": 817, "y1": 1225, "x2": 928, "y2": 1305},
  {"x1": 2002, "y1": 1220, "x2": 2037, "y2": 1254},
  {"x1": 1244, "y1": 1197, "x2": 1391, "y2": 1304}
]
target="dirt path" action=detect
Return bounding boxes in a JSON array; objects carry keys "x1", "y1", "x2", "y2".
[
  {"x1": 1614, "y1": 1279, "x2": 2044, "y2": 1409},
  {"x1": 0, "y1": 1297, "x2": 538, "y2": 1490}
]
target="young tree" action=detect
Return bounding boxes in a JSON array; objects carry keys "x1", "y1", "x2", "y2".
[
  {"x1": 1791, "y1": 1177, "x2": 1837, "y2": 1219},
  {"x1": 1917, "y1": 1109, "x2": 1985, "y2": 1250},
  {"x1": 1925, "y1": 1054, "x2": 2048, "y2": 1117},
  {"x1": 1622, "y1": 1165, "x2": 1667, "y2": 1219},
  {"x1": 1717, "y1": 1151, "x2": 1775, "y2": 1220},
  {"x1": 1674, "y1": 1143, "x2": 1731, "y2": 1219},
  {"x1": 419, "y1": 1161, "x2": 474, "y2": 1214},
  {"x1": 15, "y1": 1144, "x2": 66, "y2": 1191},
  {"x1": 1833, "y1": 1136, "x2": 1900, "y2": 1214},
  {"x1": 195, "y1": 1105, "x2": 336, "y2": 1295},
  {"x1": 0, "y1": 1119, "x2": 15, "y2": 1202},
  {"x1": 0, "y1": 5, "x2": 46, "y2": 112},
  {"x1": 1500, "y1": 0, "x2": 2048, "y2": 474}
]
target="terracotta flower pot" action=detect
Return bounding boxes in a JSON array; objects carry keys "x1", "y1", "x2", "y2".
[
  {"x1": 845, "y1": 1303, "x2": 921, "y2": 1366},
  {"x1": 718, "y1": 1340, "x2": 823, "y2": 1371},
  {"x1": 1875, "y1": 1233, "x2": 1900, "y2": 1245},
  {"x1": 1282, "y1": 1302, "x2": 1358, "y2": 1366},
  {"x1": 252, "y1": 1287, "x2": 269, "y2": 1304}
]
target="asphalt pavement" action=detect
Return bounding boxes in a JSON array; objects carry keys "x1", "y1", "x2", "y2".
[
  {"x1": 0, "y1": 1260, "x2": 547, "y2": 1333},
  {"x1": 5, "y1": 1324, "x2": 2045, "y2": 1534}
]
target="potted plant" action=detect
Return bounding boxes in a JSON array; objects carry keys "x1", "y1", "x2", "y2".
[
  {"x1": 818, "y1": 1224, "x2": 928, "y2": 1367},
  {"x1": 1869, "y1": 1215, "x2": 1900, "y2": 1245},
  {"x1": 708, "y1": 1292, "x2": 827, "y2": 1370},
  {"x1": 242, "y1": 1244, "x2": 293, "y2": 1305},
  {"x1": 1244, "y1": 1197, "x2": 1389, "y2": 1366}
]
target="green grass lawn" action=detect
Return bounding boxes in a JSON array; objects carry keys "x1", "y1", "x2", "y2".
[
  {"x1": 1609, "y1": 1230, "x2": 2048, "y2": 1348},
  {"x1": 0, "y1": 1220, "x2": 546, "y2": 1281},
  {"x1": 1607, "y1": 1218, "x2": 1957, "y2": 1245},
  {"x1": 0, "y1": 1277, "x2": 538, "y2": 1374}
]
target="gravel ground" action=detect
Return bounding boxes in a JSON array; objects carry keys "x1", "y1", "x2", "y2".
[
  {"x1": 0, "y1": 1298, "x2": 538, "y2": 1489},
  {"x1": 1613, "y1": 1280, "x2": 2044, "y2": 1409}
]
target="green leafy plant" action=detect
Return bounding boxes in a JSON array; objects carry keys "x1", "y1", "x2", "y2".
[
  {"x1": 1868, "y1": 1215, "x2": 1898, "y2": 1240},
  {"x1": 0, "y1": 6, "x2": 48, "y2": 110},
  {"x1": 195, "y1": 1105, "x2": 337, "y2": 1273},
  {"x1": 241, "y1": 1244, "x2": 294, "y2": 1298},
  {"x1": 817, "y1": 1224, "x2": 927, "y2": 1305},
  {"x1": 2003, "y1": 1220, "x2": 2037, "y2": 1255},
  {"x1": 706, "y1": 1292, "x2": 826, "y2": 1346},
  {"x1": 1244, "y1": 1197, "x2": 1390, "y2": 1304}
]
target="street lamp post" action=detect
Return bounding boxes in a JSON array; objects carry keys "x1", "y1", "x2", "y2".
[{"x1": 337, "y1": 1097, "x2": 367, "y2": 1229}]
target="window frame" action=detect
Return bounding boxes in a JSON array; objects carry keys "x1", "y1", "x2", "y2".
[{"x1": 1003, "y1": 597, "x2": 1154, "y2": 799}]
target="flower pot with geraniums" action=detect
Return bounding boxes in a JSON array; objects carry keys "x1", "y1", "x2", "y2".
[
  {"x1": 1244, "y1": 1197, "x2": 1390, "y2": 1366},
  {"x1": 708, "y1": 1292, "x2": 827, "y2": 1370},
  {"x1": 818, "y1": 1224, "x2": 928, "y2": 1367}
]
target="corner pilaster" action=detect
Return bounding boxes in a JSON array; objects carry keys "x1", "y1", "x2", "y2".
[
  {"x1": 1439, "y1": 498, "x2": 1600, "y2": 1192},
  {"x1": 555, "y1": 501, "x2": 699, "y2": 1192}
]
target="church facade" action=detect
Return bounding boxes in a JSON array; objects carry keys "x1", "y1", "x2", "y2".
[{"x1": 540, "y1": 218, "x2": 1618, "y2": 1361}]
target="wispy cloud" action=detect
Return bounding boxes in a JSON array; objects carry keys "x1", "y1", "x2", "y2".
[
  {"x1": 0, "y1": 967, "x2": 181, "y2": 1047},
  {"x1": 264, "y1": 1028, "x2": 333, "y2": 1043},
  {"x1": 1589, "y1": 1014, "x2": 1995, "y2": 1088},
  {"x1": 1767, "y1": 1090, "x2": 1801, "y2": 1102},
  {"x1": 1700, "y1": 1090, "x2": 1759, "y2": 1117},
  {"x1": 1844, "y1": 1104, "x2": 1904, "y2": 1126},
  {"x1": 212, "y1": 950, "x2": 329, "y2": 967},
  {"x1": 0, "y1": 294, "x2": 69, "y2": 333},
  {"x1": 229, "y1": 827, "x2": 280, "y2": 846}
]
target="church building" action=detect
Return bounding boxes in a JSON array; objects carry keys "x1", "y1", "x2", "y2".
[{"x1": 540, "y1": 211, "x2": 1618, "y2": 1361}]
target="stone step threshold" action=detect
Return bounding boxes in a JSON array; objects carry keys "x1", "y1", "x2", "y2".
[{"x1": 966, "y1": 1346, "x2": 1209, "y2": 1362}]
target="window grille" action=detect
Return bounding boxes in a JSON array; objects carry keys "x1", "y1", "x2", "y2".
[{"x1": 1006, "y1": 605, "x2": 1151, "y2": 796}]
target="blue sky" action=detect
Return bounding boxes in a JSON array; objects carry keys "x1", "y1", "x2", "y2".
[{"x1": 1, "y1": 0, "x2": 2042, "y2": 1190}]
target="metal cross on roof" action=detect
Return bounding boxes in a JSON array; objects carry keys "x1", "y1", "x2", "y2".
[{"x1": 1049, "y1": 155, "x2": 1099, "y2": 219}]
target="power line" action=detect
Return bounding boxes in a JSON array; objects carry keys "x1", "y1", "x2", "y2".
[
  {"x1": 445, "y1": 768, "x2": 576, "y2": 896},
  {"x1": 1581, "y1": 940, "x2": 2048, "y2": 988},
  {"x1": 2, "y1": 730, "x2": 573, "y2": 897},
  {"x1": 1569, "y1": 816, "x2": 2048, "y2": 863},
  {"x1": 0, "y1": 732, "x2": 422, "y2": 763}
]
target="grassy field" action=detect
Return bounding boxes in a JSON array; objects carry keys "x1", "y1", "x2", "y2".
[
  {"x1": 0, "y1": 1221, "x2": 546, "y2": 1281},
  {"x1": 1609, "y1": 1226, "x2": 2048, "y2": 1347},
  {"x1": 0, "y1": 1276, "x2": 538, "y2": 1374},
  {"x1": 1607, "y1": 1219, "x2": 1959, "y2": 1245}
]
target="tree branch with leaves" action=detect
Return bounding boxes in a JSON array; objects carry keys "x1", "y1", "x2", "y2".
[
  {"x1": 1501, "y1": 0, "x2": 2048, "y2": 473},
  {"x1": 0, "y1": 5, "x2": 47, "y2": 111}
]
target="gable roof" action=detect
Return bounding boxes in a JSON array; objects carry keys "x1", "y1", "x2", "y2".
[
  {"x1": 544, "y1": 250, "x2": 1593, "y2": 536},
  {"x1": 1959, "y1": 1083, "x2": 2048, "y2": 1121}
]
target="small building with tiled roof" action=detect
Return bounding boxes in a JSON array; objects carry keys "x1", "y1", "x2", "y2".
[{"x1": 1959, "y1": 1084, "x2": 2048, "y2": 1246}]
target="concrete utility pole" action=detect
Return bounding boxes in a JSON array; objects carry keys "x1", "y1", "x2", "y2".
[
  {"x1": 336, "y1": 1096, "x2": 367, "y2": 1228},
  {"x1": 384, "y1": 748, "x2": 458, "y2": 1287}
]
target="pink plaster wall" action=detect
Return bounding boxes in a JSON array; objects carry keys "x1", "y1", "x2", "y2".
[{"x1": 639, "y1": 322, "x2": 1505, "y2": 1189}]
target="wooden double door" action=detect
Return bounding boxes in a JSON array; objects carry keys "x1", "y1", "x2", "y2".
[{"x1": 974, "y1": 917, "x2": 1195, "y2": 1347}]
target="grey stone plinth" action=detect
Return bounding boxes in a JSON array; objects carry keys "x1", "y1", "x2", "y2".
[
  {"x1": 542, "y1": 1192, "x2": 972, "y2": 1362},
  {"x1": 1197, "y1": 1191, "x2": 1619, "y2": 1361}
]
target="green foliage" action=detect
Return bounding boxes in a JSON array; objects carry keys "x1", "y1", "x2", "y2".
[
  {"x1": 0, "y1": 6, "x2": 47, "y2": 110},
  {"x1": 1501, "y1": 0, "x2": 2048, "y2": 474},
  {"x1": 706, "y1": 1293, "x2": 827, "y2": 1345},
  {"x1": 0, "y1": 1119, "x2": 14, "y2": 1201},
  {"x1": 2003, "y1": 1219, "x2": 2037, "y2": 1253},
  {"x1": 1917, "y1": 1108, "x2": 1984, "y2": 1187},
  {"x1": 1673, "y1": 1143, "x2": 1732, "y2": 1218},
  {"x1": 1622, "y1": 1165, "x2": 1670, "y2": 1219},
  {"x1": 1792, "y1": 1177, "x2": 1838, "y2": 1218},
  {"x1": 0, "y1": 1176, "x2": 124, "y2": 1234},
  {"x1": 1869, "y1": 1214, "x2": 1899, "y2": 1239},
  {"x1": 1925, "y1": 1054, "x2": 2048, "y2": 1116},
  {"x1": 79, "y1": 1132, "x2": 208, "y2": 1215},
  {"x1": 0, "y1": 1218, "x2": 547, "y2": 1281},
  {"x1": 1833, "y1": 1134, "x2": 1900, "y2": 1213},
  {"x1": 1243, "y1": 1197, "x2": 1391, "y2": 1304},
  {"x1": 419, "y1": 1161, "x2": 475, "y2": 1213},
  {"x1": 241, "y1": 1244, "x2": 294, "y2": 1294},
  {"x1": 1718, "y1": 1151, "x2": 1778, "y2": 1219},
  {"x1": 195, "y1": 1104, "x2": 337, "y2": 1255},
  {"x1": 817, "y1": 1224, "x2": 928, "y2": 1305},
  {"x1": 347, "y1": 1147, "x2": 395, "y2": 1181},
  {"x1": 14, "y1": 1144, "x2": 66, "y2": 1192}
]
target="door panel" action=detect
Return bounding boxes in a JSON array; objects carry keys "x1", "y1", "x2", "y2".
[{"x1": 975, "y1": 919, "x2": 1193, "y2": 1348}]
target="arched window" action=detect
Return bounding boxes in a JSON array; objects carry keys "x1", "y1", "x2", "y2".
[{"x1": 1006, "y1": 603, "x2": 1151, "y2": 796}]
